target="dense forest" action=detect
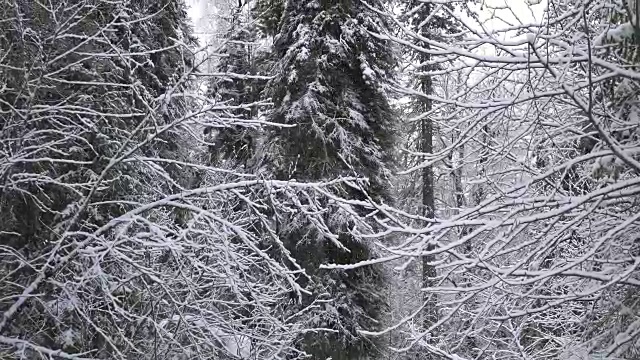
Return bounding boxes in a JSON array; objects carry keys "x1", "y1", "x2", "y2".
[{"x1": 1, "y1": 0, "x2": 639, "y2": 359}]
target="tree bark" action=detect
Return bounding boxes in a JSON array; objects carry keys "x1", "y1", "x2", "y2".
[{"x1": 420, "y1": 45, "x2": 438, "y2": 335}]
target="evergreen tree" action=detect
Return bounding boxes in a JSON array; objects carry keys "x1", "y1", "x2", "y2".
[
  {"x1": 0, "y1": 0, "x2": 197, "y2": 356},
  {"x1": 256, "y1": 0, "x2": 398, "y2": 358},
  {"x1": 207, "y1": 4, "x2": 265, "y2": 167},
  {"x1": 253, "y1": 0, "x2": 285, "y2": 36},
  {"x1": 0, "y1": 0, "x2": 194, "y2": 256}
]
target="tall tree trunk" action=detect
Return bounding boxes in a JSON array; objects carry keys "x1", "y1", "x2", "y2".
[
  {"x1": 409, "y1": 0, "x2": 461, "y2": 352},
  {"x1": 420, "y1": 46, "x2": 438, "y2": 334}
]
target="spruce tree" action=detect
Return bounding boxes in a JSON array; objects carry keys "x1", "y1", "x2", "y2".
[
  {"x1": 253, "y1": 0, "x2": 285, "y2": 36},
  {"x1": 207, "y1": 5, "x2": 264, "y2": 167},
  {"x1": 0, "y1": 0, "x2": 193, "y2": 254},
  {"x1": 0, "y1": 0, "x2": 196, "y2": 356},
  {"x1": 256, "y1": 0, "x2": 397, "y2": 358}
]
